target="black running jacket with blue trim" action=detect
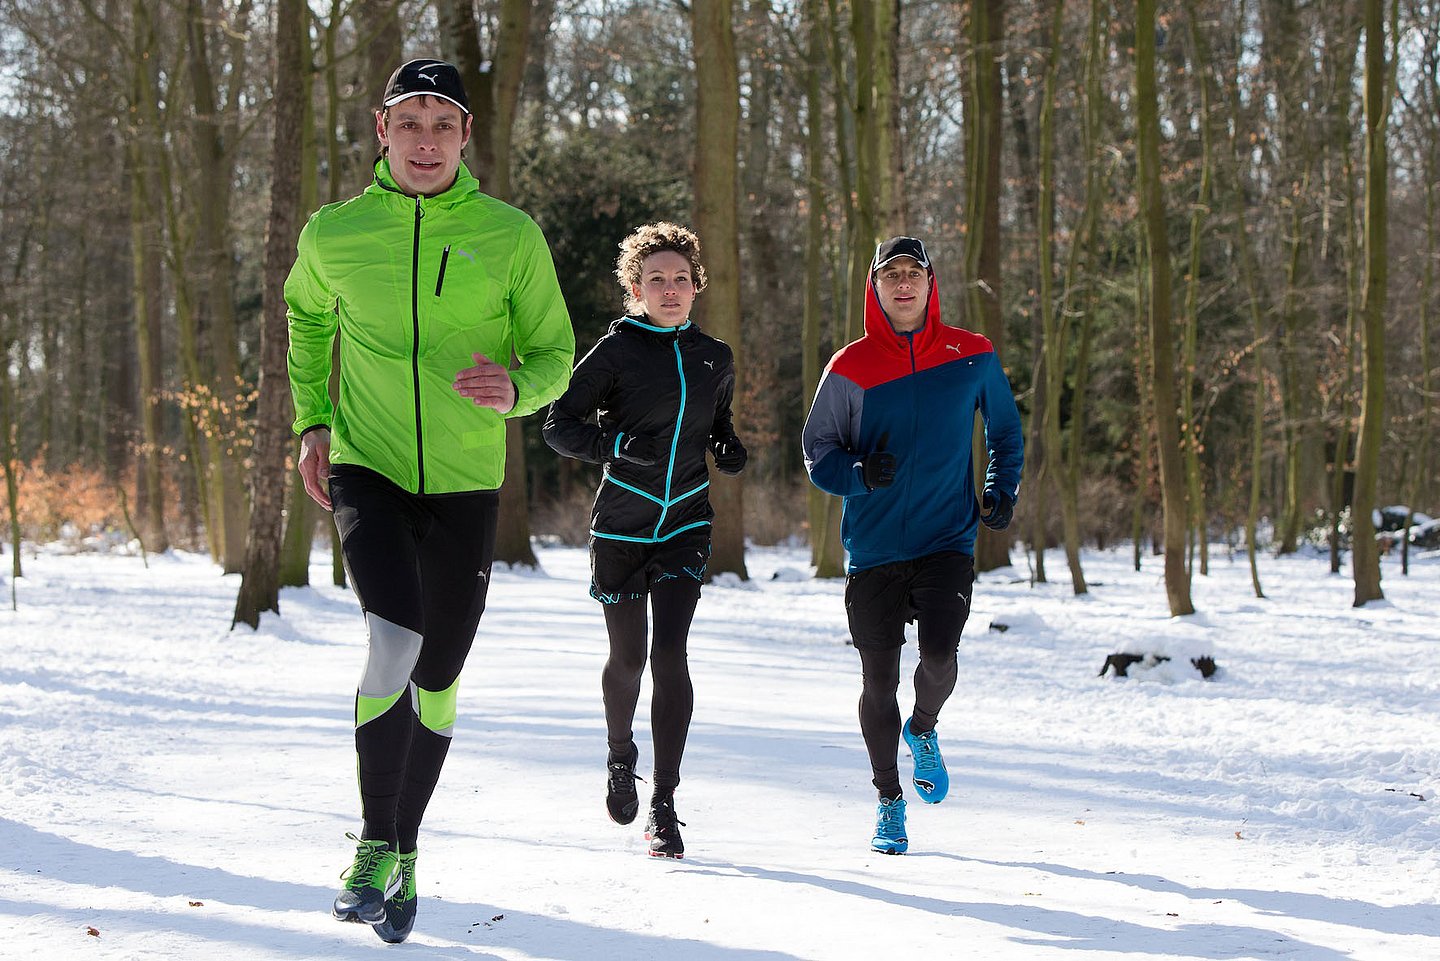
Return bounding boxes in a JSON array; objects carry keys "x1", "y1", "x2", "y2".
[{"x1": 543, "y1": 316, "x2": 739, "y2": 545}]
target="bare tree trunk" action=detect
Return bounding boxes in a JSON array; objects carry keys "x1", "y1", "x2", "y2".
[
  {"x1": 1214, "y1": 13, "x2": 1271, "y2": 599},
  {"x1": 1180, "y1": 0, "x2": 1214, "y2": 578},
  {"x1": 321, "y1": 0, "x2": 343, "y2": 203},
  {"x1": 489, "y1": 0, "x2": 530, "y2": 203},
  {"x1": 818, "y1": 0, "x2": 857, "y2": 352},
  {"x1": 693, "y1": 0, "x2": 747, "y2": 579},
  {"x1": 521, "y1": 0, "x2": 557, "y2": 122},
  {"x1": 443, "y1": 0, "x2": 506, "y2": 193},
  {"x1": 966, "y1": 0, "x2": 1011, "y2": 573},
  {"x1": 741, "y1": 2, "x2": 785, "y2": 478},
  {"x1": 279, "y1": 437, "x2": 314, "y2": 587},
  {"x1": 108, "y1": 259, "x2": 137, "y2": 484},
  {"x1": 1007, "y1": 44, "x2": 1042, "y2": 583},
  {"x1": 234, "y1": 0, "x2": 304, "y2": 628},
  {"x1": 0, "y1": 220, "x2": 29, "y2": 588},
  {"x1": 441, "y1": 0, "x2": 486, "y2": 166},
  {"x1": 822, "y1": 0, "x2": 854, "y2": 568},
  {"x1": 1, "y1": 383, "x2": 18, "y2": 591},
  {"x1": 155, "y1": 97, "x2": 217, "y2": 559},
  {"x1": 129, "y1": 0, "x2": 169, "y2": 554},
  {"x1": 1054, "y1": 0, "x2": 1111, "y2": 596},
  {"x1": 37, "y1": 243, "x2": 55, "y2": 457},
  {"x1": 1131, "y1": 221, "x2": 1152, "y2": 575},
  {"x1": 490, "y1": 0, "x2": 539, "y2": 569},
  {"x1": 845, "y1": 0, "x2": 882, "y2": 346},
  {"x1": 1265, "y1": 0, "x2": 1314, "y2": 556},
  {"x1": 1241, "y1": 238, "x2": 1270, "y2": 600},
  {"x1": 1408, "y1": 9, "x2": 1436, "y2": 577},
  {"x1": 1276, "y1": 182, "x2": 1311, "y2": 556},
  {"x1": 342, "y1": 0, "x2": 401, "y2": 197},
  {"x1": 1324, "y1": 11, "x2": 1360, "y2": 575},
  {"x1": 187, "y1": 0, "x2": 250, "y2": 573},
  {"x1": 1350, "y1": 0, "x2": 1390, "y2": 606},
  {"x1": 278, "y1": 4, "x2": 323, "y2": 579},
  {"x1": 359, "y1": 0, "x2": 402, "y2": 107},
  {"x1": 803, "y1": 0, "x2": 843, "y2": 577},
  {"x1": 1, "y1": 358, "x2": 19, "y2": 599},
  {"x1": 1136, "y1": 0, "x2": 1194, "y2": 614},
  {"x1": 1029, "y1": 0, "x2": 1067, "y2": 585},
  {"x1": 874, "y1": 0, "x2": 902, "y2": 233},
  {"x1": 69, "y1": 230, "x2": 92, "y2": 463}
]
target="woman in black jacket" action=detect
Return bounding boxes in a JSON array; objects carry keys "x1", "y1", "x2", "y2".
[{"x1": 543, "y1": 222, "x2": 747, "y2": 859}]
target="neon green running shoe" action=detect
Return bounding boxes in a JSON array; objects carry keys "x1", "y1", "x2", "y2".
[
  {"x1": 373, "y1": 850, "x2": 418, "y2": 943},
  {"x1": 332, "y1": 834, "x2": 401, "y2": 924}
]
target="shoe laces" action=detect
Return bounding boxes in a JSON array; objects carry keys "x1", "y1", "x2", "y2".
[
  {"x1": 340, "y1": 833, "x2": 394, "y2": 886},
  {"x1": 875, "y1": 799, "x2": 906, "y2": 837},
  {"x1": 393, "y1": 852, "x2": 417, "y2": 901},
  {"x1": 608, "y1": 760, "x2": 644, "y2": 795},
  {"x1": 649, "y1": 798, "x2": 686, "y2": 834},
  {"x1": 910, "y1": 729, "x2": 941, "y2": 772}
]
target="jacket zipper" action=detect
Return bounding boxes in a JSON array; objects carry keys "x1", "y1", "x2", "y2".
[
  {"x1": 652, "y1": 335, "x2": 687, "y2": 540},
  {"x1": 435, "y1": 245, "x2": 450, "y2": 296},
  {"x1": 904, "y1": 331, "x2": 919, "y2": 550},
  {"x1": 411, "y1": 195, "x2": 426, "y2": 493}
]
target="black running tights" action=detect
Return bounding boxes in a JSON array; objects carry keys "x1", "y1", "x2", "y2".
[
  {"x1": 600, "y1": 587, "x2": 700, "y2": 795},
  {"x1": 331, "y1": 466, "x2": 497, "y2": 852},
  {"x1": 857, "y1": 621, "x2": 962, "y2": 799}
]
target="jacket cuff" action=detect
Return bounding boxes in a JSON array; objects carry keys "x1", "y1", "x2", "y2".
[{"x1": 296, "y1": 419, "x2": 331, "y2": 438}]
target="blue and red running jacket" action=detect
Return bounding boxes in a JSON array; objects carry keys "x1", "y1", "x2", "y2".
[{"x1": 802, "y1": 270, "x2": 1024, "y2": 573}]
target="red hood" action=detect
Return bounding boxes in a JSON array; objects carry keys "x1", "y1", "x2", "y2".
[{"x1": 863, "y1": 270, "x2": 943, "y2": 355}]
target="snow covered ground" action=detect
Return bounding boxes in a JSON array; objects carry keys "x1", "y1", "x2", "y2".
[{"x1": 1, "y1": 540, "x2": 1437, "y2": 960}]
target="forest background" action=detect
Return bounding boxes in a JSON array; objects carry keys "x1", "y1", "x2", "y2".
[{"x1": 0, "y1": 0, "x2": 1435, "y2": 625}]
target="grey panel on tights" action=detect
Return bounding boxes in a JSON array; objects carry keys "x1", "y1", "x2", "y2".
[{"x1": 358, "y1": 611, "x2": 423, "y2": 699}]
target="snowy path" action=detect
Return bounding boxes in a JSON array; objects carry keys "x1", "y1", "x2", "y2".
[{"x1": 1, "y1": 543, "x2": 1437, "y2": 960}]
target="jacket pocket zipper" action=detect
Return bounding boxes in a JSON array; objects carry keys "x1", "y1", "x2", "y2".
[{"x1": 435, "y1": 245, "x2": 451, "y2": 296}]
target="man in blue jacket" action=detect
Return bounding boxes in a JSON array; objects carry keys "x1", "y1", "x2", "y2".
[{"x1": 802, "y1": 236, "x2": 1023, "y2": 855}]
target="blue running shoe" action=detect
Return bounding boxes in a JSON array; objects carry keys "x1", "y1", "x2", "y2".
[
  {"x1": 871, "y1": 796, "x2": 908, "y2": 854},
  {"x1": 902, "y1": 717, "x2": 949, "y2": 803},
  {"x1": 372, "y1": 849, "x2": 417, "y2": 943}
]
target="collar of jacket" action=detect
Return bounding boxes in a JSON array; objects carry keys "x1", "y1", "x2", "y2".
[
  {"x1": 861, "y1": 271, "x2": 944, "y2": 358},
  {"x1": 615, "y1": 315, "x2": 694, "y2": 338},
  {"x1": 366, "y1": 157, "x2": 481, "y2": 209}
]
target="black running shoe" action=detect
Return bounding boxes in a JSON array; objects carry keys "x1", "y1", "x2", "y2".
[
  {"x1": 372, "y1": 850, "x2": 417, "y2": 943},
  {"x1": 606, "y1": 743, "x2": 641, "y2": 825},
  {"x1": 644, "y1": 796, "x2": 686, "y2": 859}
]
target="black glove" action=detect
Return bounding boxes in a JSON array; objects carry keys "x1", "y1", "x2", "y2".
[
  {"x1": 980, "y1": 488, "x2": 1015, "y2": 531},
  {"x1": 606, "y1": 431, "x2": 662, "y2": 467},
  {"x1": 861, "y1": 451, "x2": 896, "y2": 490},
  {"x1": 710, "y1": 434, "x2": 748, "y2": 475},
  {"x1": 859, "y1": 431, "x2": 896, "y2": 491}
]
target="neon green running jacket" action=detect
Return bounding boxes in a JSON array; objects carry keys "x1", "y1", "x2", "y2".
[{"x1": 286, "y1": 159, "x2": 575, "y2": 494}]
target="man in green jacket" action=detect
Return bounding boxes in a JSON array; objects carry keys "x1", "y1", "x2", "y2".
[{"x1": 285, "y1": 58, "x2": 574, "y2": 943}]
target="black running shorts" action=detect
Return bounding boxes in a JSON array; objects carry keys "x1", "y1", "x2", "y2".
[
  {"x1": 589, "y1": 533, "x2": 711, "y2": 604},
  {"x1": 844, "y1": 550, "x2": 976, "y2": 652}
]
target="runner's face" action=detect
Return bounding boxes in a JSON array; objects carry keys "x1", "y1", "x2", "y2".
[
  {"x1": 873, "y1": 256, "x2": 930, "y2": 332},
  {"x1": 631, "y1": 251, "x2": 697, "y2": 328},
  {"x1": 377, "y1": 97, "x2": 472, "y2": 196}
]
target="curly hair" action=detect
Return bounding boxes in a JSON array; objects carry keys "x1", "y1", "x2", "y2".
[{"x1": 615, "y1": 222, "x2": 708, "y2": 315}]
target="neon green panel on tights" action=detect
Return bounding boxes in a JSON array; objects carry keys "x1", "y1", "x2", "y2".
[
  {"x1": 356, "y1": 689, "x2": 405, "y2": 728},
  {"x1": 416, "y1": 679, "x2": 460, "y2": 734}
]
